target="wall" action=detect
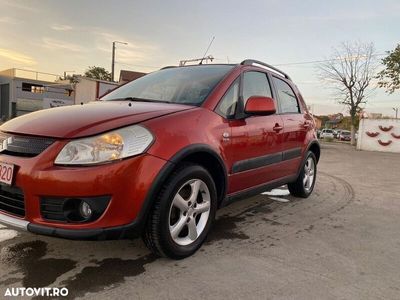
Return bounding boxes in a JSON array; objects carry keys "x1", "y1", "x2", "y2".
[
  {"x1": 98, "y1": 82, "x2": 118, "y2": 98},
  {"x1": 74, "y1": 78, "x2": 96, "y2": 104},
  {"x1": 13, "y1": 78, "x2": 73, "y2": 117},
  {"x1": 357, "y1": 118, "x2": 400, "y2": 153}
]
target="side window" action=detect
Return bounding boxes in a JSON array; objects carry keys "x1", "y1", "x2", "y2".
[
  {"x1": 273, "y1": 77, "x2": 300, "y2": 114},
  {"x1": 216, "y1": 79, "x2": 239, "y2": 118},
  {"x1": 242, "y1": 72, "x2": 272, "y2": 105}
]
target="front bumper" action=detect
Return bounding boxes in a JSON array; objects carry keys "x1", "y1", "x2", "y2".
[{"x1": 0, "y1": 141, "x2": 169, "y2": 239}]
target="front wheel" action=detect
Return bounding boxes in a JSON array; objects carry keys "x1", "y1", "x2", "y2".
[
  {"x1": 143, "y1": 163, "x2": 217, "y2": 259},
  {"x1": 288, "y1": 151, "x2": 317, "y2": 198}
]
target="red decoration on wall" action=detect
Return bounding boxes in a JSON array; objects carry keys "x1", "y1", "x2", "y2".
[
  {"x1": 378, "y1": 125, "x2": 393, "y2": 132},
  {"x1": 366, "y1": 131, "x2": 380, "y2": 137},
  {"x1": 391, "y1": 133, "x2": 400, "y2": 139},
  {"x1": 378, "y1": 140, "x2": 392, "y2": 146}
]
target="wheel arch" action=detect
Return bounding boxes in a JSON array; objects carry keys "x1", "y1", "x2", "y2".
[
  {"x1": 306, "y1": 140, "x2": 321, "y2": 163},
  {"x1": 136, "y1": 144, "x2": 228, "y2": 234},
  {"x1": 168, "y1": 144, "x2": 228, "y2": 206}
]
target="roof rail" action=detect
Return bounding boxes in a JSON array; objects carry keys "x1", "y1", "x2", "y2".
[
  {"x1": 240, "y1": 59, "x2": 291, "y2": 81},
  {"x1": 160, "y1": 66, "x2": 178, "y2": 70}
]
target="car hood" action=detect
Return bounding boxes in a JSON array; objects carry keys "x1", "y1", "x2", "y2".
[{"x1": 0, "y1": 101, "x2": 194, "y2": 138}]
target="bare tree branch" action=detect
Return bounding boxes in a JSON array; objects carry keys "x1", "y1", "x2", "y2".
[{"x1": 317, "y1": 41, "x2": 378, "y2": 145}]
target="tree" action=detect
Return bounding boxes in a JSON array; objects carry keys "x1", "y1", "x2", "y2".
[
  {"x1": 84, "y1": 66, "x2": 112, "y2": 81},
  {"x1": 317, "y1": 42, "x2": 377, "y2": 145},
  {"x1": 377, "y1": 44, "x2": 400, "y2": 94},
  {"x1": 63, "y1": 74, "x2": 80, "y2": 84}
]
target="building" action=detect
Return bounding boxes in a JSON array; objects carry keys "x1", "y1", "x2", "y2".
[
  {"x1": 0, "y1": 69, "x2": 121, "y2": 120},
  {"x1": 119, "y1": 70, "x2": 146, "y2": 84},
  {"x1": 0, "y1": 69, "x2": 74, "y2": 119},
  {"x1": 72, "y1": 76, "x2": 119, "y2": 104},
  {"x1": 313, "y1": 116, "x2": 323, "y2": 129}
]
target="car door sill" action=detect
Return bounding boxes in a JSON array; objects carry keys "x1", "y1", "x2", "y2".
[{"x1": 220, "y1": 174, "x2": 297, "y2": 207}]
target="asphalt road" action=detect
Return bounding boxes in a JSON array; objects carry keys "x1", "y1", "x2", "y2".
[{"x1": 0, "y1": 143, "x2": 399, "y2": 300}]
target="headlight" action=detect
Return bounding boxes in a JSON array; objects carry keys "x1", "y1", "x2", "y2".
[{"x1": 55, "y1": 125, "x2": 154, "y2": 165}]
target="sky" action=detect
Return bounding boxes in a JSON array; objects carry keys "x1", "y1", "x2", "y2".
[{"x1": 0, "y1": 0, "x2": 399, "y2": 116}]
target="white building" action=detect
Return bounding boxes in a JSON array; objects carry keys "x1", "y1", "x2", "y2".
[
  {"x1": 0, "y1": 69, "x2": 119, "y2": 120},
  {"x1": 73, "y1": 76, "x2": 119, "y2": 104},
  {"x1": 0, "y1": 69, "x2": 74, "y2": 119}
]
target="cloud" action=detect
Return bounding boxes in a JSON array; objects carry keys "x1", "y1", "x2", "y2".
[
  {"x1": 0, "y1": 0, "x2": 38, "y2": 12},
  {"x1": 93, "y1": 31, "x2": 158, "y2": 66},
  {"x1": 0, "y1": 48, "x2": 36, "y2": 65},
  {"x1": 0, "y1": 16, "x2": 20, "y2": 24},
  {"x1": 42, "y1": 37, "x2": 84, "y2": 52},
  {"x1": 51, "y1": 24, "x2": 73, "y2": 31}
]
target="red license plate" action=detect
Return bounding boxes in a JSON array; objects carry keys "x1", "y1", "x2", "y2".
[{"x1": 0, "y1": 162, "x2": 14, "y2": 185}]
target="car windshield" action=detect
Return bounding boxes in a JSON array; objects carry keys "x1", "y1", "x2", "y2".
[
  {"x1": 325, "y1": 130, "x2": 333, "y2": 133},
  {"x1": 102, "y1": 65, "x2": 234, "y2": 106},
  {"x1": 342, "y1": 131, "x2": 350, "y2": 135}
]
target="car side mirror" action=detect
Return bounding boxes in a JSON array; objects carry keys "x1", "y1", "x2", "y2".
[{"x1": 244, "y1": 96, "x2": 276, "y2": 116}]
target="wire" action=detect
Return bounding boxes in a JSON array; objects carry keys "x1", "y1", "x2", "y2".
[
  {"x1": 115, "y1": 52, "x2": 388, "y2": 71},
  {"x1": 115, "y1": 61, "x2": 161, "y2": 69}
]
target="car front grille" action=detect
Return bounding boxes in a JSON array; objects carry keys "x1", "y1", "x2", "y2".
[
  {"x1": 0, "y1": 185, "x2": 25, "y2": 217},
  {"x1": 0, "y1": 132, "x2": 55, "y2": 157}
]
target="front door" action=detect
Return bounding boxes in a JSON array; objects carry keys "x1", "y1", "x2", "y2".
[{"x1": 228, "y1": 71, "x2": 285, "y2": 193}]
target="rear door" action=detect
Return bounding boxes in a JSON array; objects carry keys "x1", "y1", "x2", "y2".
[
  {"x1": 272, "y1": 76, "x2": 308, "y2": 176},
  {"x1": 227, "y1": 71, "x2": 285, "y2": 193}
]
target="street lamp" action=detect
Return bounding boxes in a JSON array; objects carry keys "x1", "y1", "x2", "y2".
[{"x1": 111, "y1": 41, "x2": 128, "y2": 82}]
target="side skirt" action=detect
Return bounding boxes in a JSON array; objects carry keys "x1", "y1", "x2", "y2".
[{"x1": 220, "y1": 174, "x2": 297, "y2": 207}]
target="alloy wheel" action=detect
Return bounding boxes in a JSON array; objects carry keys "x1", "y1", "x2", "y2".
[
  {"x1": 303, "y1": 157, "x2": 315, "y2": 192},
  {"x1": 168, "y1": 179, "x2": 211, "y2": 246}
]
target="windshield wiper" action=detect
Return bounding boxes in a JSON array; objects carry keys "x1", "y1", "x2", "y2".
[{"x1": 117, "y1": 97, "x2": 171, "y2": 104}]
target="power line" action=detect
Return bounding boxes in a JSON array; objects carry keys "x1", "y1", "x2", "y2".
[
  {"x1": 115, "y1": 52, "x2": 388, "y2": 71},
  {"x1": 274, "y1": 53, "x2": 386, "y2": 66},
  {"x1": 115, "y1": 61, "x2": 161, "y2": 69}
]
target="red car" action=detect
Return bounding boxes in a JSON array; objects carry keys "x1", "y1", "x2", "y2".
[{"x1": 0, "y1": 60, "x2": 319, "y2": 259}]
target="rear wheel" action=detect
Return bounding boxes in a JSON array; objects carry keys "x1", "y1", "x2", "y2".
[
  {"x1": 143, "y1": 163, "x2": 217, "y2": 259},
  {"x1": 288, "y1": 151, "x2": 317, "y2": 198}
]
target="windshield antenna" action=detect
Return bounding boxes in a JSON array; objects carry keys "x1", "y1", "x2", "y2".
[{"x1": 199, "y1": 36, "x2": 215, "y2": 65}]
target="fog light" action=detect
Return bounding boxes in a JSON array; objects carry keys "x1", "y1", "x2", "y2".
[{"x1": 79, "y1": 201, "x2": 92, "y2": 219}]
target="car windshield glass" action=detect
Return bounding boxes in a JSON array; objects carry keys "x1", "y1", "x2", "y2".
[
  {"x1": 325, "y1": 130, "x2": 333, "y2": 133},
  {"x1": 342, "y1": 131, "x2": 350, "y2": 135},
  {"x1": 102, "y1": 65, "x2": 234, "y2": 106}
]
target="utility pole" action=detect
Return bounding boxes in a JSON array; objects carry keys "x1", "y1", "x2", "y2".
[
  {"x1": 63, "y1": 71, "x2": 75, "y2": 80},
  {"x1": 111, "y1": 41, "x2": 128, "y2": 82},
  {"x1": 394, "y1": 107, "x2": 399, "y2": 119}
]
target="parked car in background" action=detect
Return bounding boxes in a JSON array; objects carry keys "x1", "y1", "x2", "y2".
[
  {"x1": 335, "y1": 129, "x2": 343, "y2": 139},
  {"x1": 339, "y1": 130, "x2": 351, "y2": 141},
  {"x1": 0, "y1": 60, "x2": 320, "y2": 259},
  {"x1": 320, "y1": 128, "x2": 334, "y2": 139}
]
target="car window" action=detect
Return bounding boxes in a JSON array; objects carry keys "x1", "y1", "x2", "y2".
[
  {"x1": 102, "y1": 65, "x2": 233, "y2": 106},
  {"x1": 242, "y1": 72, "x2": 272, "y2": 105},
  {"x1": 216, "y1": 78, "x2": 239, "y2": 118},
  {"x1": 273, "y1": 77, "x2": 300, "y2": 114}
]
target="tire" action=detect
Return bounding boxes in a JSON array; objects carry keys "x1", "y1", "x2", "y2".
[
  {"x1": 288, "y1": 151, "x2": 317, "y2": 198},
  {"x1": 143, "y1": 163, "x2": 217, "y2": 259}
]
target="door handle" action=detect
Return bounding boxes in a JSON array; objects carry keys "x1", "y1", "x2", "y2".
[{"x1": 273, "y1": 124, "x2": 283, "y2": 132}]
